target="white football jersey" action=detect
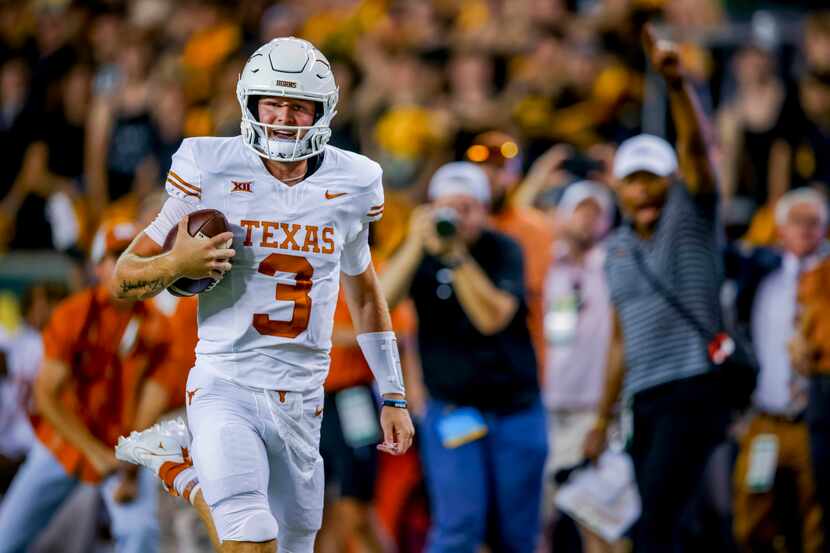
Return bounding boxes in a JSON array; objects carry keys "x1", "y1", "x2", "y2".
[{"x1": 155, "y1": 136, "x2": 383, "y2": 391}]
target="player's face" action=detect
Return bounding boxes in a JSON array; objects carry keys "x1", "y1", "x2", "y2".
[{"x1": 258, "y1": 97, "x2": 316, "y2": 140}]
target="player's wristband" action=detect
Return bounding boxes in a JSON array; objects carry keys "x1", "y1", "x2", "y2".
[
  {"x1": 382, "y1": 398, "x2": 408, "y2": 409},
  {"x1": 357, "y1": 331, "x2": 406, "y2": 396}
]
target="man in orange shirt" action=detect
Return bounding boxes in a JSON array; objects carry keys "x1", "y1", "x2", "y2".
[
  {"x1": 316, "y1": 287, "x2": 416, "y2": 553},
  {"x1": 466, "y1": 131, "x2": 554, "y2": 370},
  {"x1": 0, "y1": 222, "x2": 175, "y2": 553}
]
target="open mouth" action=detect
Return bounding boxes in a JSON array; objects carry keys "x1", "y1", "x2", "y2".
[
  {"x1": 269, "y1": 129, "x2": 298, "y2": 139},
  {"x1": 636, "y1": 199, "x2": 663, "y2": 211},
  {"x1": 635, "y1": 204, "x2": 662, "y2": 221}
]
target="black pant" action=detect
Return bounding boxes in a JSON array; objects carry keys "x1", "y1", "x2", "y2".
[
  {"x1": 319, "y1": 386, "x2": 379, "y2": 502},
  {"x1": 808, "y1": 374, "x2": 830, "y2": 553},
  {"x1": 629, "y1": 373, "x2": 728, "y2": 553}
]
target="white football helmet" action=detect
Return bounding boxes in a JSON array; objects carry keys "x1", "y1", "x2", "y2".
[{"x1": 237, "y1": 37, "x2": 338, "y2": 162}]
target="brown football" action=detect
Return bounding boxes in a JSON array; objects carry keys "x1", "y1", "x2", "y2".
[{"x1": 163, "y1": 208, "x2": 231, "y2": 297}]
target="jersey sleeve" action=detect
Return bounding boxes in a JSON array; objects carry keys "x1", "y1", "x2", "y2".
[
  {"x1": 341, "y1": 223, "x2": 372, "y2": 276},
  {"x1": 341, "y1": 161, "x2": 383, "y2": 274},
  {"x1": 359, "y1": 169, "x2": 385, "y2": 224},
  {"x1": 164, "y1": 139, "x2": 202, "y2": 204},
  {"x1": 143, "y1": 196, "x2": 201, "y2": 247}
]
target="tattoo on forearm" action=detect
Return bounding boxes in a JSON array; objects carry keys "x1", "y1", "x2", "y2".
[{"x1": 120, "y1": 278, "x2": 165, "y2": 297}]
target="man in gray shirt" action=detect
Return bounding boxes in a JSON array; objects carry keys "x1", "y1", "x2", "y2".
[{"x1": 583, "y1": 25, "x2": 728, "y2": 553}]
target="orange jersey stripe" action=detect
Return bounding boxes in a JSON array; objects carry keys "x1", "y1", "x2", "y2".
[
  {"x1": 167, "y1": 178, "x2": 200, "y2": 198},
  {"x1": 168, "y1": 171, "x2": 200, "y2": 193}
]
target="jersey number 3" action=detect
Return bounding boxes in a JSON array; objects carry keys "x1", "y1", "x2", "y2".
[{"x1": 253, "y1": 253, "x2": 313, "y2": 338}]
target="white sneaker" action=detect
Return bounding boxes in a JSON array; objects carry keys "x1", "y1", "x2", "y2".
[{"x1": 116, "y1": 418, "x2": 196, "y2": 497}]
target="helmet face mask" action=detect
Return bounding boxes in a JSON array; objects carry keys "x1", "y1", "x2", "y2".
[{"x1": 237, "y1": 38, "x2": 338, "y2": 162}]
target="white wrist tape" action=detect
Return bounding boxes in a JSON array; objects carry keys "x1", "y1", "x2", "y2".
[{"x1": 357, "y1": 331, "x2": 406, "y2": 396}]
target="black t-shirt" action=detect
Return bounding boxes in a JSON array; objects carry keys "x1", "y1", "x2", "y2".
[
  {"x1": 410, "y1": 229, "x2": 539, "y2": 413},
  {"x1": 33, "y1": 110, "x2": 85, "y2": 180},
  {"x1": 776, "y1": 87, "x2": 830, "y2": 188},
  {"x1": 107, "y1": 111, "x2": 158, "y2": 201}
]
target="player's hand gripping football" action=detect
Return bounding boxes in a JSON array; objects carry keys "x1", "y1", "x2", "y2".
[
  {"x1": 169, "y1": 215, "x2": 236, "y2": 280},
  {"x1": 642, "y1": 23, "x2": 683, "y2": 88},
  {"x1": 377, "y1": 401, "x2": 415, "y2": 456}
]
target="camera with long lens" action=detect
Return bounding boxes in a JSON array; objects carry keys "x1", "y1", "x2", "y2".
[{"x1": 433, "y1": 207, "x2": 459, "y2": 238}]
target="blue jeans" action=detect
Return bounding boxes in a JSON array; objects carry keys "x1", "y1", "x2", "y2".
[
  {"x1": 0, "y1": 440, "x2": 159, "y2": 553},
  {"x1": 420, "y1": 397, "x2": 547, "y2": 553}
]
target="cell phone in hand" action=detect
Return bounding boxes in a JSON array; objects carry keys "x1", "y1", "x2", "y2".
[{"x1": 561, "y1": 154, "x2": 604, "y2": 179}]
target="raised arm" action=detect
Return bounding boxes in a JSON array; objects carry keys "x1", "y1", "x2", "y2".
[
  {"x1": 85, "y1": 95, "x2": 114, "y2": 224},
  {"x1": 511, "y1": 144, "x2": 571, "y2": 209},
  {"x1": 643, "y1": 24, "x2": 717, "y2": 196},
  {"x1": 379, "y1": 206, "x2": 431, "y2": 310}
]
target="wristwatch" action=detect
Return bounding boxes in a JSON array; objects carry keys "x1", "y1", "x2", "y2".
[{"x1": 382, "y1": 398, "x2": 408, "y2": 409}]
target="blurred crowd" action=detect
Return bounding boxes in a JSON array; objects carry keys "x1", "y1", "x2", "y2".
[{"x1": 0, "y1": 0, "x2": 830, "y2": 552}]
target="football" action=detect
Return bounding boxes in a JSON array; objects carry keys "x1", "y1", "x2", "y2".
[{"x1": 163, "y1": 209, "x2": 232, "y2": 297}]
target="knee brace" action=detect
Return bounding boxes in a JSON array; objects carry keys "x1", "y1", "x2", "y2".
[
  {"x1": 277, "y1": 527, "x2": 318, "y2": 553},
  {"x1": 211, "y1": 492, "x2": 278, "y2": 543}
]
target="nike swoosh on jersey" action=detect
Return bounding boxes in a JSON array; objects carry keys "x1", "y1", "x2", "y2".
[{"x1": 325, "y1": 191, "x2": 348, "y2": 200}]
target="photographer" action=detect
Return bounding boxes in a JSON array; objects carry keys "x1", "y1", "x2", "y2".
[
  {"x1": 382, "y1": 162, "x2": 547, "y2": 553},
  {"x1": 464, "y1": 131, "x2": 555, "y2": 370}
]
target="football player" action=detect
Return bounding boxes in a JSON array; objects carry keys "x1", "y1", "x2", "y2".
[{"x1": 111, "y1": 37, "x2": 414, "y2": 553}]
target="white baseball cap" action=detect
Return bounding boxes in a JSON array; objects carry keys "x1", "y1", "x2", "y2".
[
  {"x1": 90, "y1": 221, "x2": 138, "y2": 264},
  {"x1": 612, "y1": 134, "x2": 678, "y2": 179},
  {"x1": 558, "y1": 180, "x2": 614, "y2": 237},
  {"x1": 558, "y1": 180, "x2": 613, "y2": 218},
  {"x1": 428, "y1": 162, "x2": 491, "y2": 205}
]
